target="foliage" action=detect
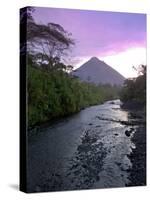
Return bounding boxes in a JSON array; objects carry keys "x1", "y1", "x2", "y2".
[
  {"x1": 120, "y1": 65, "x2": 146, "y2": 104},
  {"x1": 20, "y1": 7, "x2": 74, "y2": 71},
  {"x1": 28, "y1": 64, "x2": 120, "y2": 127}
]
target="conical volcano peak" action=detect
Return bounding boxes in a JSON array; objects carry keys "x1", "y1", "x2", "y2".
[
  {"x1": 90, "y1": 57, "x2": 100, "y2": 62},
  {"x1": 89, "y1": 57, "x2": 105, "y2": 64},
  {"x1": 72, "y1": 57, "x2": 125, "y2": 86}
]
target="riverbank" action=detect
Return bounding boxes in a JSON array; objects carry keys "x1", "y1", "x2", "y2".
[
  {"x1": 28, "y1": 65, "x2": 121, "y2": 128},
  {"x1": 28, "y1": 101, "x2": 104, "y2": 132},
  {"x1": 28, "y1": 99, "x2": 119, "y2": 131},
  {"x1": 121, "y1": 100, "x2": 145, "y2": 110},
  {"x1": 124, "y1": 105, "x2": 146, "y2": 186},
  {"x1": 127, "y1": 125, "x2": 146, "y2": 186}
]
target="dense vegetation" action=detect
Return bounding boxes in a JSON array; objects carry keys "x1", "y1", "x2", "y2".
[
  {"x1": 120, "y1": 65, "x2": 146, "y2": 106},
  {"x1": 28, "y1": 63, "x2": 120, "y2": 127}
]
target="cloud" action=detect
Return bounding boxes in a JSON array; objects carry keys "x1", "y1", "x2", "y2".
[{"x1": 33, "y1": 7, "x2": 146, "y2": 71}]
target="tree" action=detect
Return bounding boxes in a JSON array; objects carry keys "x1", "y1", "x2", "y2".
[
  {"x1": 27, "y1": 17, "x2": 74, "y2": 70},
  {"x1": 20, "y1": 7, "x2": 75, "y2": 71},
  {"x1": 120, "y1": 65, "x2": 146, "y2": 104}
]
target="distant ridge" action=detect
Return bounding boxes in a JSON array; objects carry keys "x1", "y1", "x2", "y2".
[{"x1": 72, "y1": 57, "x2": 125, "y2": 85}]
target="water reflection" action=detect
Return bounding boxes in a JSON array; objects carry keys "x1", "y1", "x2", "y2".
[{"x1": 27, "y1": 100, "x2": 140, "y2": 192}]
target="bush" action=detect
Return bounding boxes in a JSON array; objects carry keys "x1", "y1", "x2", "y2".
[{"x1": 28, "y1": 64, "x2": 120, "y2": 127}]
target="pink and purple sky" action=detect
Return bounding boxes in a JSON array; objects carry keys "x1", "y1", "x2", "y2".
[{"x1": 33, "y1": 7, "x2": 146, "y2": 78}]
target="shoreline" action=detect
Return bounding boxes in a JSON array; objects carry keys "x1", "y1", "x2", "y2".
[
  {"x1": 28, "y1": 99, "x2": 114, "y2": 132},
  {"x1": 121, "y1": 100, "x2": 146, "y2": 186},
  {"x1": 127, "y1": 125, "x2": 146, "y2": 186}
]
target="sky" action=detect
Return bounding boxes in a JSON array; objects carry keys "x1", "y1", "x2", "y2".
[{"x1": 33, "y1": 7, "x2": 146, "y2": 78}]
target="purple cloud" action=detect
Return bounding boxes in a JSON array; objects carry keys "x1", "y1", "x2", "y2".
[{"x1": 33, "y1": 7, "x2": 146, "y2": 59}]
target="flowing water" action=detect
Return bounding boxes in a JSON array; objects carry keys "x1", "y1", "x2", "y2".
[{"x1": 27, "y1": 99, "x2": 141, "y2": 192}]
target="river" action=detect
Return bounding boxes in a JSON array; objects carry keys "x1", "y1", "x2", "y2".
[{"x1": 27, "y1": 99, "x2": 145, "y2": 192}]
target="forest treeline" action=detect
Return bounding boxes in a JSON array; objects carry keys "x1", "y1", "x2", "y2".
[
  {"x1": 120, "y1": 65, "x2": 146, "y2": 107},
  {"x1": 28, "y1": 62, "x2": 120, "y2": 127}
]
